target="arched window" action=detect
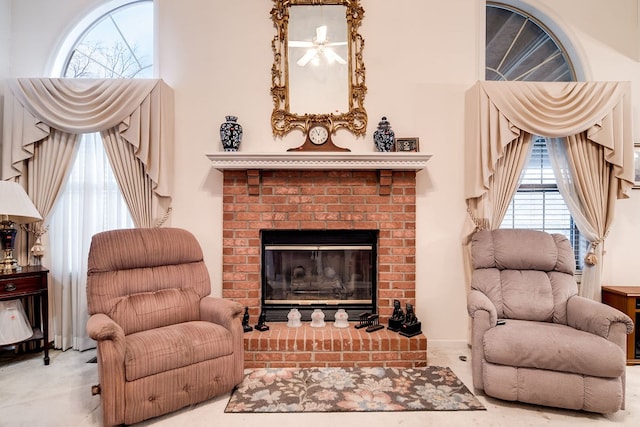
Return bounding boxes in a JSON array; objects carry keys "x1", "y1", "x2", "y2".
[
  {"x1": 48, "y1": 0, "x2": 153, "y2": 351},
  {"x1": 52, "y1": 0, "x2": 153, "y2": 78},
  {"x1": 486, "y1": 3, "x2": 575, "y2": 82},
  {"x1": 487, "y1": 3, "x2": 587, "y2": 269}
]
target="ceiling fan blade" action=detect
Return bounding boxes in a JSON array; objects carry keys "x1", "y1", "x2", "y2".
[
  {"x1": 324, "y1": 48, "x2": 347, "y2": 64},
  {"x1": 326, "y1": 42, "x2": 347, "y2": 47},
  {"x1": 297, "y1": 49, "x2": 317, "y2": 66},
  {"x1": 289, "y1": 41, "x2": 313, "y2": 48},
  {"x1": 316, "y1": 25, "x2": 327, "y2": 43}
]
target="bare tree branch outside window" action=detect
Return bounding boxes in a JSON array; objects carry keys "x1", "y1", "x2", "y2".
[{"x1": 65, "y1": 41, "x2": 149, "y2": 78}]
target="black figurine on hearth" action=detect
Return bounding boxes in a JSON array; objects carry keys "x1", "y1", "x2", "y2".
[
  {"x1": 255, "y1": 308, "x2": 269, "y2": 331},
  {"x1": 399, "y1": 303, "x2": 422, "y2": 337},
  {"x1": 242, "y1": 307, "x2": 253, "y2": 333},
  {"x1": 388, "y1": 299, "x2": 405, "y2": 332}
]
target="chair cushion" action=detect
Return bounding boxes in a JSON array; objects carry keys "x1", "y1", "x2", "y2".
[
  {"x1": 109, "y1": 287, "x2": 204, "y2": 335},
  {"x1": 124, "y1": 321, "x2": 234, "y2": 381},
  {"x1": 87, "y1": 228, "x2": 213, "y2": 335},
  {"x1": 470, "y1": 230, "x2": 579, "y2": 324},
  {"x1": 472, "y1": 229, "x2": 575, "y2": 274},
  {"x1": 482, "y1": 319, "x2": 626, "y2": 378}
]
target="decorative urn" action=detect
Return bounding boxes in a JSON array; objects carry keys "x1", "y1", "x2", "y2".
[
  {"x1": 373, "y1": 116, "x2": 395, "y2": 152},
  {"x1": 220, "y1": 115, "x2": 243, "y2": 151}
]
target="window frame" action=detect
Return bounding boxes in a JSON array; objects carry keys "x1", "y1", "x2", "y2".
[{"x1": 50, "y1": 0, "x2": 153, "y2": 78}]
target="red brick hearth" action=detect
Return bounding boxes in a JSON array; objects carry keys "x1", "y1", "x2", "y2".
[
  {"x1": 244, "y1": 324, "x2": 427, "y2": 369},
  {"x1": 220, "y1": 168, "x2": 427, "y2": 367}
]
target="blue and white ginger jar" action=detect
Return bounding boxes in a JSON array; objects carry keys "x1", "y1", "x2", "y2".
[
  {"x1": 220, "y1": 115, "x2": 243, "y2": 151},
  {"x1": 373, "y1": 116, "x2": 395, "y2": 152}
]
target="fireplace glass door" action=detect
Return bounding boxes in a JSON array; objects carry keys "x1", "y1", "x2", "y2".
[{"x1": 261, "y1": 230, "x2": 377, "y2": 321}]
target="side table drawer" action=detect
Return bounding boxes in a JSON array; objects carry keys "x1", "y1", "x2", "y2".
[{"x1": 0, "y1": 275, "x2": 45, "y2": 298}]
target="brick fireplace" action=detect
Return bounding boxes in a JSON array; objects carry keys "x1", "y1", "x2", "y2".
[{"x1": 209, "y1": 152, "x2": 430, "y2": 367}]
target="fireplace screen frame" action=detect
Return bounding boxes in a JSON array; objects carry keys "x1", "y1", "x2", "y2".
[{"x1": 261, "y1": 229, "x2": 378, "y2": 322}]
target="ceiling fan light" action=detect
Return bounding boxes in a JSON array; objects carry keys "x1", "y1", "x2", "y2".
[
  {"x1": 324, "y1": 49, "x2": 335, "y2": 63},
  {"x1": 292, "y1": 24, "x2": 347, "y2": 67}
]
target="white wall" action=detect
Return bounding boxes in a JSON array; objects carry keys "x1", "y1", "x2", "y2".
[
  {"x1": 0, "y1": 0, "x2": 10, "y2": 87},
  {"x1": 2, "y1": 0, "x2": 639, "y2": 342},
  {"x1": 0, "y1": 0, "x2": 10, "y2": 155}
]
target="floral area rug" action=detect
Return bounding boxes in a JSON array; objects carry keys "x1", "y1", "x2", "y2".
[{"x1": 224, "y1": 366, "x2": 485, "y2": 413}]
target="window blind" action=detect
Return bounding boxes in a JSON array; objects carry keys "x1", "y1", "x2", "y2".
[{"x1": 501, "y1": 137, "x2": 586, "y2": 270}]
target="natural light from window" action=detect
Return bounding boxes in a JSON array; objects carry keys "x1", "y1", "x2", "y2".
[{"x1": 48, "y1": 0, "x2": 152, "y2": 351}]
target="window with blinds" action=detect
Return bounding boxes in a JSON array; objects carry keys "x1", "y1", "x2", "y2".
[{"x1": 500, "y1": 137, "x2": 587, "y2": 270}]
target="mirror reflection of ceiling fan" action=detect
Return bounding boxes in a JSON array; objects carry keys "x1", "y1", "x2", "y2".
[{"x1": 289, "y1": 25, "x2": 347, "y2": 67}]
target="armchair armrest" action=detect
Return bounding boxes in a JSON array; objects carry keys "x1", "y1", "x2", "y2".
[
  {"x1": 87, "y1": 313, "x2": 125, "y2": 343},
  {"x1": 567, "y1": 295, "x2": 634, "y2": 340},
  {"x1": 86, "y1": 313, "x2": 125, "y2": 365},
  {"x1": 200, "y1": 297, "x2": 245, "y2": 385},
  {"x1": 467, "y1": 289, "x2": 498, "y2": 326},
  {"x1": 200, "y1": 297, "x2": 244, "y2": 331},
  {"x1": 467, "y1": 289, "x2": 498, "y2": 391},
  {"x1": 86, "y1": 312, "x2": 126, "y2": 426}
]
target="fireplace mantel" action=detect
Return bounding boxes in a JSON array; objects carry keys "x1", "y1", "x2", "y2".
[
  {"x1": 207, "y1": 152, "x2": 431, "y2": 195},
  {"x1": 206, "y1": 152, "x2": 431, "y2": 171}
]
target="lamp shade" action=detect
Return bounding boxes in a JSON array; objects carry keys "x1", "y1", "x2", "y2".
[{"x1": 0, "y1": 181, "x2": 42, "y2": 224}]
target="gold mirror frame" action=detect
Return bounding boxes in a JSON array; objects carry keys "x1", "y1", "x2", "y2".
[{"x1": 271, "y1": 0, "x2": 367, "y2": 137}]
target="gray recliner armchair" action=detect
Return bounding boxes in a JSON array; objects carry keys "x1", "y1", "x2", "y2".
[{"x1": 467, "y1": 229, "x2": 633, "y2": 413}]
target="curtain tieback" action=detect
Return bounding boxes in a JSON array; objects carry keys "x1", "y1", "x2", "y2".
[
  {"x1": 466, "y1": 208, "x2": 488, "y2": 231},
  {"x1": 153, "y1": 207, "x2": 172, "y2": 228},
  {"x1": 584, "y1": 232, "x2": 609, "y2": 266}
]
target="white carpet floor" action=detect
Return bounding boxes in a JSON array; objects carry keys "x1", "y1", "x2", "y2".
[{"x1": 1, "y1": 340, "x2": 638, "y2": 426}]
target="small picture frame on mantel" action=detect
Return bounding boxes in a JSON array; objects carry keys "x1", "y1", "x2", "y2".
[
  {"x1": 395, "y1": 137, "x2": 419, "y2": 153},
  {"x1": 634, "y1": 143, "x2": 640, "y2": 188}
]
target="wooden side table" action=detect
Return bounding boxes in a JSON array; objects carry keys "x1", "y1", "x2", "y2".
[
  {"x1": 0, "y1": 266, "x2": 49, "y2": 365},
  {"x1": 601, "y1": 285, "x2": 639, "y2": 365}
]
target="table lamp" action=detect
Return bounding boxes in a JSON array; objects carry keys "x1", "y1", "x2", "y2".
[{"x1": 0, "y1": 181, "x2": 42, "y2": 274}]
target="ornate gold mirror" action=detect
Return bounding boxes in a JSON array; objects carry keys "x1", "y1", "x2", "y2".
[{"x1": 271, "y1": 0, "x2": 367, "y2": 139}]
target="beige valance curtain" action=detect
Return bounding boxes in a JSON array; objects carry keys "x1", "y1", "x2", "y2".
[
  {"x1": 465, "y1": 80, "x2": 633, "y2": 202},
  {"x1": 2, "y1": 78, "x2": 174, "y2": 210},
  {"x1": 2, "y1": 79, "x2": 174, "y2": 351},
  {"x1": 465, "y1": 80, "x2": 633, "y2": 299}
]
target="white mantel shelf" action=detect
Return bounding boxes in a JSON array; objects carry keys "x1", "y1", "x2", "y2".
[{"x1": 206, "y1": 152, "x2": 432, "y2": 171}]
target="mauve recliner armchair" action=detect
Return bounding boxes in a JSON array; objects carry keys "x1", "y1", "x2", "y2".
[
  {"x1": 86, "y1": 227, "x2": 244, "y2": 426},
  {"x1": 468, "y1": 229, "x2": 633, "y2": 413}
]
